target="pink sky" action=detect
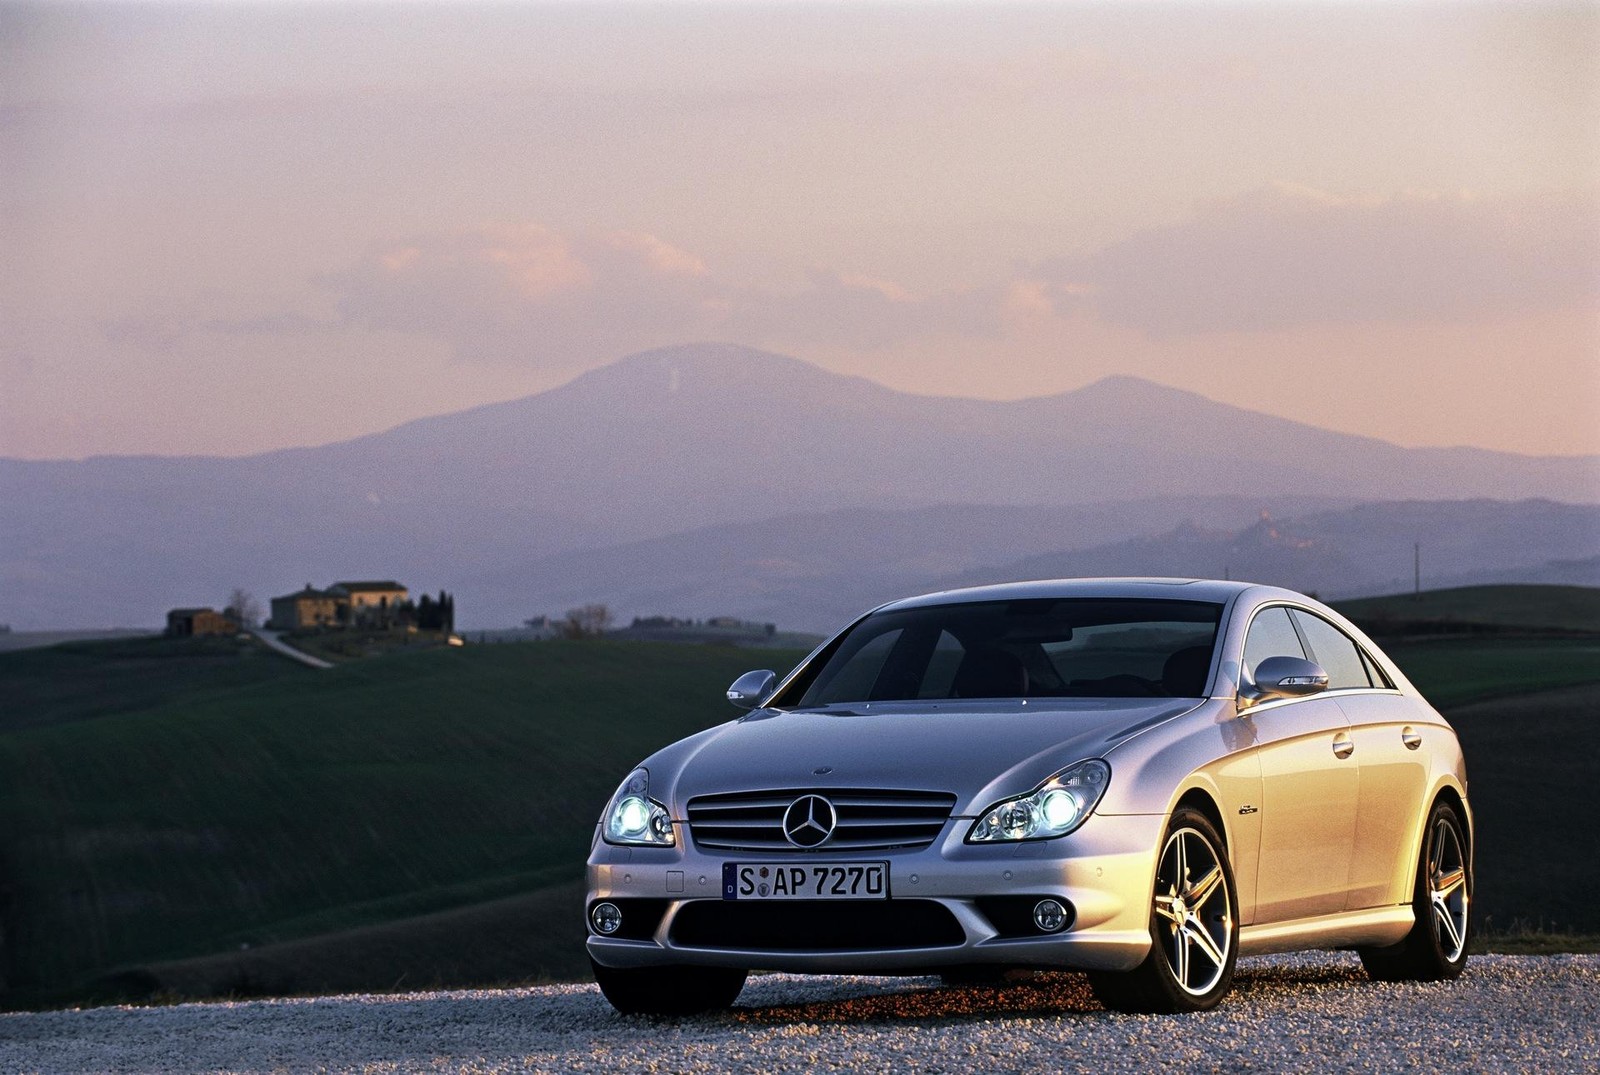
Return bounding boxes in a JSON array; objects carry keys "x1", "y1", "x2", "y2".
[{"x1": 2, "y1": 1, "x2": 1596, "y2": 459}]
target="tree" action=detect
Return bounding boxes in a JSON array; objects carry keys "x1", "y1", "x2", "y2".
[
  {"x1": 561, "y1": 603, "x2": 611, "y2": 639},
  {"x1": 224, "y1": 589, "x2": 262, "y2": 629}
]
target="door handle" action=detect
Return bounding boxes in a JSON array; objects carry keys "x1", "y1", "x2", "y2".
[
  {"x1": 1401, "y1": 727, "x2": 1422, "y2": 751},
  {"x1": 1332, "y1": 732, "x2": 1355, "y2": 759}
]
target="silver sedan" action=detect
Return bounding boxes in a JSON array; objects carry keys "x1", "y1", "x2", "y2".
[{"x1": 585, "y1": 578, "x2": 1472, "y2": 1014}]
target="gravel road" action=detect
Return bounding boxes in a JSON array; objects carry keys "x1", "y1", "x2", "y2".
[{"x1": 4, "y1": 953, "x2": 1596, "y2": 1074}]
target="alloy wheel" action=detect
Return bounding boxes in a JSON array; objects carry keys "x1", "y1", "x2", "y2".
[
  {"x1": 1152, "y1": 826, "x2": 1234, "y2": 996},
  {"x1": 1428, "y1": 817, "x2": 1469, "y2": 962}
]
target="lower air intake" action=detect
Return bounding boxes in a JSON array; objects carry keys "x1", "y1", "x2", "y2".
[{"x1": 670, "y1": 899, "x2": 966, "y2": 950}]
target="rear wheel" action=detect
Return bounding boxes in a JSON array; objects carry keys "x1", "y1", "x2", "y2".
[
  {"x1": 590, "y1": 959, "x2": 747, "y2": 1016},
  {"x1": 1090, "y1": 807, "x2": 1238, "y2": 1013},
  {"x1": 1359, "y1": 801, "x2": 1470, "y2": 982}
]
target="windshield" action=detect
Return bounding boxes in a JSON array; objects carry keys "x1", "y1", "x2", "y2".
[{"x1": 770, "y1": 598, "x2": 1222, "y2": 707}]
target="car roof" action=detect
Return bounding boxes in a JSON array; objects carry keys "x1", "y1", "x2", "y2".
[{"x1": 875, "y1": 577, "x2": 1256, "y2": 613}]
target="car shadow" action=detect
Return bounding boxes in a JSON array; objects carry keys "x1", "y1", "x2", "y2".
[{"x1": 723, "y1": 958, "x2": 1371, "y2": 1025}]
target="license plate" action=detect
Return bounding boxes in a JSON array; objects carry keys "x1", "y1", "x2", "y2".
[{"x1": 723, "y1": 862, "x2": 889, "y2": 900}]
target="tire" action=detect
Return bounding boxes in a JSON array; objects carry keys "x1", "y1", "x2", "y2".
[
  {"x1": 590, "y1": 958, "x2": 747, "y2": 1016},
  {"x1": 1359, "y1": 801, "x2": 1471, "y2": 982},
  {"x1": 1089, "y1": 806, "x2": 1239, "y2": 1014}
]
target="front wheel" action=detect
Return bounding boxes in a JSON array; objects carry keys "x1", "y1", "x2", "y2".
[
  {"x1": 591, "y1": 959, "x2": 747, "y2": 1016},
  {"x1": 1358, "y1": 801, "x2": 1470, "y2": 982},
  {"x1": 1089, "y1": 806, "x2": 1239, "y2": 1013}
]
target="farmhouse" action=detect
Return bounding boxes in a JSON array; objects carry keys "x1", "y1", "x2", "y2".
[
  {"x1": 268, "y1": 586, "x2": 344, "y2": 630},
  {"x1": 267, "y1": 580, "x2": 412, "y2": 630},
  {"x1": 165, "y1": 607, "x2": 236, "y2": 637},
  {"x1": 330, "y1": 580, "x2": 409, "y2": 626}
]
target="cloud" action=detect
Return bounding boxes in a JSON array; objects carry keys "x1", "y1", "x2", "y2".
[
  {"x1": 127, "y1": 185, "x2": 1596, "y2": 374},
  {"x1": 1039, "y1": 185, "x2": 1600, "y2": 336},
  {"x1": 324, "y1": 223, "x2": 1001, "y2": 364}
]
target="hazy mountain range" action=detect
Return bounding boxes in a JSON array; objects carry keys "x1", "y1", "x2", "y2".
[{"x1": 3, "y1": 344, "x2": 1597, "y2": 630}]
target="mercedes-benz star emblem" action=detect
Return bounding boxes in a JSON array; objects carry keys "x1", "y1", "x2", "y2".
[{"x1": 782, "y1": 794, "x2": 838, "y2": 848}]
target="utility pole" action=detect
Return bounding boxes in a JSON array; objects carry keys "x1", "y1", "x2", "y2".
[{"x1": 1414, "y1": 542, "x2": 1421, "y2": 602}]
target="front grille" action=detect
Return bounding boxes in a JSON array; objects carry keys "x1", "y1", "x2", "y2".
[
  {"x1": 686, "y1": 788, "x2": 957, "y2": 852},
  {"x1": 671, "y1": 899, "x2": 966, "y2": 950}
]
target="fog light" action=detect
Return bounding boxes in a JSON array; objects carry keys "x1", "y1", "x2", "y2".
[
  {"x1": 591, "y1": 902, "x2": 623, "y2": 935},
  {"x1": 1032, "y1": 898, "x2": 1068, "y2": 933}
]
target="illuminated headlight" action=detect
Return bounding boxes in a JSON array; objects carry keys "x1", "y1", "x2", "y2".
[
  {"x1": 968, "y1": 759, "x2": 1110, "y2": 843},
  {"x1": 601, "y1": 768, "x2": 676, "y2": 847}
]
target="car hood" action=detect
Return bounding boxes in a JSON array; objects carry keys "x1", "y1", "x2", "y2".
[{"x1": 657, "y1": 698, "x2": 1198, "y2": 817}]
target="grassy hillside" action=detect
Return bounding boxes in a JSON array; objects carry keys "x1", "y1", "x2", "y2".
[
  {"x1": 1444, "y1": 683, "x2": 1600, "y2": 943},
  {"x1": 0, "y1": 634, "x2": 312, "y2": 731},
  {"x1": 3, "y1": 613, "x2": 1598, "y2": 1008},
  {"x1": 1383, "y1": 637, "x2": 1600, "y2": 708},
  {"x1": 0, "y1": 637, "x2": 803, "y2": 999},
  {"x1": 1337, "y1": 584, "x2": 1600, "y2": 637}
]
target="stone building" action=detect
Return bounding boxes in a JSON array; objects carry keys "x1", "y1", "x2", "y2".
[
  {"x1": 166, "y1": 607, "x2": 236, "y2": 637},
  {"x1": 267, "y1": 580, "x2": 411, "y2": 630},
  {"x1": 329, "y1": 581, "x2": 409, "y2": 626},
  {"x1": 268, "y1": 586, "x2": 343, "y2": 630}
]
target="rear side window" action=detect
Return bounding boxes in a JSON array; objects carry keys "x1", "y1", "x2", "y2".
[
  {"x1": 1289, "y1": 610, "x2": 1371, "y2": 690},
  {"x1": 1360, "y1": 646, "x2": 1395, "y2": 689},
  {"x1": 1243, "y1": 606, "x2": 1305, "y2": 679}
]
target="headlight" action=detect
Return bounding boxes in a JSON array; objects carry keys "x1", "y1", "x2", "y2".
[
  {"x1": 967, "y1": 759, "x2": 1110, "y2": 843},
  {"x1": 601, "y1": 768, "x2": 676, "y2": 847}
]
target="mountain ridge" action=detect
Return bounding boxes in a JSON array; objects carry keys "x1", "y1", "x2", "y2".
[{"x1": 3, "y1": 344, "x2": 1596, "y2": 628}]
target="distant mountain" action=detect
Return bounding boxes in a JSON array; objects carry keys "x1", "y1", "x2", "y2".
[
  {"x1": 458, "y1": 495, "x2": 1356, "y2": 630},
  {"x1": 2, "y1": 344, "x2": 1597, "y2": 628},
  {"x1": 943, "y1": 499, "x2": 1600, "y2": 605},
  {"x1": 465, "y1": 498, "x2": 1600, "y2": 632}
]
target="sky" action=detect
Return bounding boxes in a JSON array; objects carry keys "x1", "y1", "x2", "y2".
[{"x1": 2, "y1": 0, "x2": 1597, "y2": 460}]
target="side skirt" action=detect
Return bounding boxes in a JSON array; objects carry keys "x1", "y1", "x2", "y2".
[{"x1": 1239, "y1": 906, "x2": 1414, "y2": 957}]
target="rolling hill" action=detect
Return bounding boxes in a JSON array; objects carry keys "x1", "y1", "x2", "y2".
[
  {"x1": 0, "y1": 635, "x2": 805, "y2": 997},
  {"x1": 2, "y1": 590, "x2": 1597, "y2": 1005},
  {"x1": 465, "y1": 497, "x2": 1600, "y2": 632}
]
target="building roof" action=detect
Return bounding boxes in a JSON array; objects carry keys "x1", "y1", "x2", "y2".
[
  {"x1": 167, "y1": 607, "x2": 217, "y2": 617},
  {"x1": 330, "y1": 580, "x2": 407, "y2": 593},
  {"x1": 272, "y1": 585, "x2": 337, "y2": 602}
]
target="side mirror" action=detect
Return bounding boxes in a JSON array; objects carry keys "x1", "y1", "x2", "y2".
[
  {"x1": 726, "y1": 669, "x2": 777, "y2": 710},
  {"x1": 1241, "y1": 655, "x2": 1329, "y2": 707}
]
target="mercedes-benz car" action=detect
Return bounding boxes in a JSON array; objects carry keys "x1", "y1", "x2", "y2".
[{"x1": 586, "y1": 578, "x2": 1472, "y2": 1014}]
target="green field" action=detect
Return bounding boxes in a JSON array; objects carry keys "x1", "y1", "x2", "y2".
[
  {"x1": 1383, "y1": 637, "x2": 1600, "y2": 708},
  {"x1": 1444, "y1": 683, "x2": 1600, "y2": 944},
  {"x1": 2, "y1": 588, "x2": 1598, "y2": 1009},
  {"x1": 1336, "y1": 584, "x2": 1600, "y2": 637},
  {"x1": 0, "y1": 636, "x2": 804, "y2": 1003}
]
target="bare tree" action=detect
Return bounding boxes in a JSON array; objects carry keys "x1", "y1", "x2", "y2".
[
  {"x1": 561, "y1": 603, "x2": 612, "y2": 639},
  {"x1": 225, "y1": 588, "x2": 262, "y2": 629}
]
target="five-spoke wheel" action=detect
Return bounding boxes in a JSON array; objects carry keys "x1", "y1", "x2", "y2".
[
  {"x1": 1427, "y1": 813, "x2": 1469, "y2": 962},
  {"x1": 1090, "y1": 806, "x2": 1239, "y2": 1013},
  {"x1": 1359, "y1": 800, "x2": 1471, "y2": 982},
  {"x1": 1152, "y1": 823, "x2": 1234, "y2": 997}
]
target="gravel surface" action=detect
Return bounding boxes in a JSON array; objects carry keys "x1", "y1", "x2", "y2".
[{"x1": 4, "y1": 953, "x2": 1596, "y2": 1074}]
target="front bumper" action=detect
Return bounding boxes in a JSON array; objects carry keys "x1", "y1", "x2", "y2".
[{"x1": 585, "y1": 812, "x2": 1163, "y2": 974}]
